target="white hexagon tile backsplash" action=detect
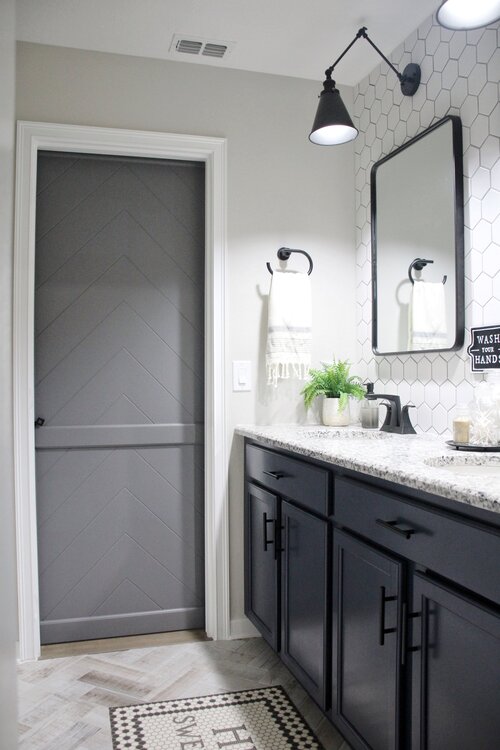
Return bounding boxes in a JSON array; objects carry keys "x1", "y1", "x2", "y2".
[{"x1": 354, "y1": 14, "x2": 500, "y2": 435}]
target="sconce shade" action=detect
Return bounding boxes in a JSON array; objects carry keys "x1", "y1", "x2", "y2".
[
  {"x1": 309, "y1": 28, "x2": 420, "y2": 146},
  {"x1": 309, "y1": 83, "x2": 358, "y2": 145},
  {"x1": 436, "y1": 0, "x2": 500, "y2": 29}
]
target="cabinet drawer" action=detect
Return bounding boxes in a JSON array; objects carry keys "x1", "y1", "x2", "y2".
[
  {"x1": 246, "y1": 443, "x2": 330, "y2": 516},
  {"x1": 335, "y1": 476, "x2": 500, "y2": 605}
]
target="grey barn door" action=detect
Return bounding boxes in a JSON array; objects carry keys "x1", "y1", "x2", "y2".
[{"x1": 34, "y1": 151, "x2": 205, "y2": 644}]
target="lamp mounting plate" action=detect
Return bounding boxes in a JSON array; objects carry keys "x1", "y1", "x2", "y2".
[{"x1": 401, "y1": 63, "x2": 421, "y2": 96}]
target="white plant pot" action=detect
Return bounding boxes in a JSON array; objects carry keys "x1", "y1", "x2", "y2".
[{"x1": 322, "y1": 397, "x2": 350, "y2": 426}]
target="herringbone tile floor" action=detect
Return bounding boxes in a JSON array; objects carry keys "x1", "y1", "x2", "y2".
[{"x1": 17, "y1": 635, "x2": 351, "y2": 750}]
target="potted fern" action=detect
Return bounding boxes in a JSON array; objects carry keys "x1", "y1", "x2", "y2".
[{"x1": 301, "y1": 359, "x2": 365, "y2": 426}]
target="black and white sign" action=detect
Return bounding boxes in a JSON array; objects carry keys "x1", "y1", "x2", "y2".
[{"x1": 467, "y1": 325, "x2": 500, "y2": 372}]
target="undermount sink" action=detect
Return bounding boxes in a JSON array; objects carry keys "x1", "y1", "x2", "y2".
[
  {"x1": 424, "y1": 454, "x2": 500, "y2": 477},
  {"x1": 298, "y1": 427, "x2": 392, "y2": 440}
]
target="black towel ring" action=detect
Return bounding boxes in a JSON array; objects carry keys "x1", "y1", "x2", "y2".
[
  {"x1": 266, "y1": 247, "x2": 314, "y2": 275},
  {"x1": 408, "y1": 257, "x2": 447, "y2": 285}
]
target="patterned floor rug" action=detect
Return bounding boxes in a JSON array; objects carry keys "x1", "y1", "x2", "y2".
[{"x1": 109, "y1": 685, "x2": 325, "y2": 749}]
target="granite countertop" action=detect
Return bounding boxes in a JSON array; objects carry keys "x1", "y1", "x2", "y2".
[{"x1": 235, "y1": 424, "x2": 500, "y2": 516}]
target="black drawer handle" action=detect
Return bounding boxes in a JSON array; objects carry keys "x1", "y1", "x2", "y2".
[
  {"x1": 263, "y1": 512, "x2": 275, "y2": 551},
  {"x1": 263, "y1": 470, "x2": 285, "y2": 480},
  {"x1": 379, "y1": 585, "x2": 397, "y2": 646},
  {"x1": 376, "y1": 518, "x2": 416, "y2": 540}
]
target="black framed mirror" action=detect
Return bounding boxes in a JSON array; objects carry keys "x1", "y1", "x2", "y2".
[{"x1": 371, "y1": 115, "x2": 464, "y2": 355}]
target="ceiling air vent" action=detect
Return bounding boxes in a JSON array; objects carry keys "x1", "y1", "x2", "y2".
[
  {"x1": 175, "y1": 39, "x2": 203, "y2": 55},
  {"x1": 170, "y1": 34, "x2": 234, "y2": 60},
  {"x1": 202, "y1": 43, "x2": 228, "y2": 59}
]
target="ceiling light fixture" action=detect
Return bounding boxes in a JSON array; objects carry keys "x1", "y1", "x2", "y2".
[
  {"x1": 309, "y1": 27, "x2": 421, "y2": 146},
  {"x1": 436, "y1": 0, "x2": 500, "y2": 29}
]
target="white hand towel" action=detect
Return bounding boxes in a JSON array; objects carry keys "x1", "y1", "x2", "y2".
[
  {"x1": 266, "y1": 270, "x2": 312, "y2": 386},
  {"x1": 408, "y1": 279, "x2": 447, "y2": 350}
]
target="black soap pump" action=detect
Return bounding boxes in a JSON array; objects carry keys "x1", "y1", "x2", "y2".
[{"x1": 360, "y1": 382, "x2": 380, "y2": 429}]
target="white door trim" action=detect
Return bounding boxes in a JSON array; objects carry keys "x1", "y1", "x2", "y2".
[{"x1": 13, "y1": 121, "x2": 229, "y2": 661}]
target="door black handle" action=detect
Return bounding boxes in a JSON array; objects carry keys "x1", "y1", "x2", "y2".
[
  {"x1": 263, "y1": 512, "x2": 275, "y2": 551},
  {"x1": 263, "y1": 470, "x2": 285, "y2": 480},
  {"x1": 401, "y1": 602, "x2": 422, "y2": 665},
  {"x1": 376, "y1": 518, "x2": 416, "y2": 539},
  {"x1": 379, "y1": 585, "x2": 397, "y2": 646},
  {"x1": 276, "y1": 522, "x2": 285, "y2": 554},
  {"x1": 35, "y1": 417, "x2": 45, "y2": 428}
]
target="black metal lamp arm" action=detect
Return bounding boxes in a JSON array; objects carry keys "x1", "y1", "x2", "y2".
[
  {"x1": 359, "y1": 28, "x2": 405, "y2": 83},
  {"x1": 325, "y1": 27, "x2": 419, "y2": 95},
  {"x1": 325, "y1": 27, "x2": 367, "y2": 78}
]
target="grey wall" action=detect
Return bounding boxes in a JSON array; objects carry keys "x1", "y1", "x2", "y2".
[
  {"x1": 0, "y1": 0, "x2": 19, "y2": 746},
  {"x1": 16, "y1": 42, "x2": 357, "y2": 631},
  {"x1": 355, "y1": 15, "x2": 500, "y2": 433}
]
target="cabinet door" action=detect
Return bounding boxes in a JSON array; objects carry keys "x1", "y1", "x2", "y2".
[
  {"x1": 411, "y1": 573, "x2": 500, "y2": 750},
  {"x1": 332, "y1": 529, "x2": 403, "y2": 750},
  {"x1": 244, "y1": 482, "x2": 279, "y2": 650},
  {"x1": 281, "y1": 501, "x2": 329, "y2": 709}
]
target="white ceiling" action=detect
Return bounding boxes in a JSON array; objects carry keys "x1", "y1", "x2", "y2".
[{"x1": 16, "y1": 0, "x2": 440, "y2": 85}]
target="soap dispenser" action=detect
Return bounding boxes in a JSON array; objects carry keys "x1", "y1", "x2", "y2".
[{"x1": 360, "y1": 382, "x2": 379, "y2": 429}]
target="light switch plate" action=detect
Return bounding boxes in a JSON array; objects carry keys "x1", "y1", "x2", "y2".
[{"x1": 232, "y1": 360, "x2": 252, "y2": 391}]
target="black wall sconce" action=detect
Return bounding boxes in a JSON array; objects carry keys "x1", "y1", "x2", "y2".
[
  {"x1": 436, "y1": 0, "x2": 500, "y2": 30},
  {"x1": 309, "y1": 27, "x2": 421, "y2": 146}
]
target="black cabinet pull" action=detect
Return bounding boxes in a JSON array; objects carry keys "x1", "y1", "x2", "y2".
[
  {"x1": 401, "y1": 601, "x2": 422, "y2": 664},
  {"x1": 35, "y1": 417, "x2": 45, "y2": 428},
  {"x1": 263, "y1": 470, "x2": 285, "y2": 480},
  {"x1": 401, "y1": 601, "x2": 407, "y2": 665},
  {"x1": 275, "y1": 522, "x2": 285, "y2": 554},
  {"x1": 263, "y1": 512, "x2": 275, "y2": 551},
  {"x1": 376, "y1": 518, "x2": 416, "y2": 539},
  {"x1": 379, "y1": 585, "x2": 397, "y2": 646}
]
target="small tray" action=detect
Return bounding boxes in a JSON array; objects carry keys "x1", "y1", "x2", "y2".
[{"x1": 446, "y1": 440, "x2": 500, "y2": 452}]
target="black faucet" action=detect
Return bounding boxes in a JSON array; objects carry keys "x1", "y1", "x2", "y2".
[{"x1": 364, "y1": 382, "x2": 416, "y2": 434}]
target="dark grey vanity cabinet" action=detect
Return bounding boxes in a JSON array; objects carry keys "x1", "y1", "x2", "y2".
[
  {"x1": 244, "y1": 442, "x2": 331, "y2": 710},
  {"x1": 334, "y1": 475, "x2": 500, "y2": 750},
  {"x1": 332, "y1": 529, "x2": 403, "y2": 750},
  {"x1": 244, "y1": 482, "x2": 280, "y2": 650},
  {"x1": 410, "y1": 573, "x2": 500, "y2": 750},
  {"x1": 243, "y1": 438, "x2": 500, "y2": 750}
]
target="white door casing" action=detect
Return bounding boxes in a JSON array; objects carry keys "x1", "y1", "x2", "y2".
[{"x1": 13, "y1": 121, "x2": 229, "y2": 661}]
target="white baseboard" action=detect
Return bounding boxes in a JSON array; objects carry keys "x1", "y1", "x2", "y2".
[{"x1": 229, "y1": 617, "x2": 260, "y2": 640}]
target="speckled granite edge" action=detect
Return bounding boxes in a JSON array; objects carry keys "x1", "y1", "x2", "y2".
[{"x1": 235, "y1": 425, "x2": 500, "y2": 515}]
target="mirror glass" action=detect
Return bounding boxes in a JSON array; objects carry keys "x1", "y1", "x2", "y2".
[{"x1": 371, "y1": 116, "x2": 464, "y2": 355}]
